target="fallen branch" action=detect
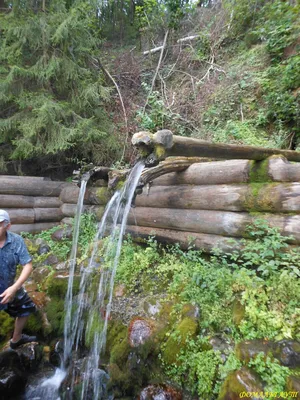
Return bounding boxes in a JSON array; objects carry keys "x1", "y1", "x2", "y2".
[
  {"x1": 94, "y1": 58, "x2": 129, "y2": 162},
  {"x1": 143, "y1": 30, "x2": 169, "y2": 113}
]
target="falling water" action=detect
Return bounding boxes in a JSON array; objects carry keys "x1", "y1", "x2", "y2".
[
  {"x1": 69, "y1": 161, "x2": 144, "y2": 400},
  {"x1": 24, "y1": 162, "x2": 144, "y2": 400},
  {"x1": 24, "y1": 177, "x2": 88, "y2": 400}
]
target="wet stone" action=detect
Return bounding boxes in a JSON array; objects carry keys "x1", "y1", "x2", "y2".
[
  {"x1": 0, "y1": 350, "x2": 27, "y2": 396},
  {"x1": 129, "y1": 318, "x2": 153, "y2": 347},
  {"x1": 139, "y1": 384, "x2": 182, "y2": 400},
  {"x1": 16, "y1": 342, "x2": 43, "y2": 371},
  {"x1": 38, "y1": 244, "x2": 51, "y2": 255},
  {"x1": 51, "y1": 226, "x2": 73, "y2": 241},
  {"x1": 235, "y1": 339, "x2": 273, "y2": 363},
  {"x1": 43, "y1": 254, "x2": 59, "y2": 266},
  {"x1": 274, "y1": 340, "x2": 300, "y2": 367},
  {"x1": 218, "y1": 367, "x2": 264, "y2": 400}
]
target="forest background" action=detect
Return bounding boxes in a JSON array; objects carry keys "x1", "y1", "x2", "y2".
[{"x1": 0, "y1": 0, "x2": 299, "y2": 178}]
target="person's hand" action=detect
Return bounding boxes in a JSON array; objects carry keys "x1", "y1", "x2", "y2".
[{"x1": 0, "y1": 286, "x2": 17, "y2": 304}]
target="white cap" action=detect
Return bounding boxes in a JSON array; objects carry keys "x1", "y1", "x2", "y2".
[{"x1": 0, "y1": 210, "x2": 10, "y2": 223}]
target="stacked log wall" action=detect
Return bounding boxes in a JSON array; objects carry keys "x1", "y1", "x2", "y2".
[
  {"x1": 0, "y1": 176, "x2": 107, "y2": 234},
  {"x1": 2, "y1": 155, "x2": 300, "y2": 253},
  {"x1": 127, "y1": 156, "x2": 300, "y2": 252}
]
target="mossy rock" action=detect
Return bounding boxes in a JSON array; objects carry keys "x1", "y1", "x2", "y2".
[
  {"x1": 45, "y1": 298, "x2": 65, "y2": 336},
  {"x1": 95, "y1": 187, "x2": 111, "y2": 205},
  {"x1": 108, "y1": 363, "x2": 132, "y2": 392},
  {"x1": 0, "y1": 312, "x2": 14, "y2": 343},
  {"x1": 218, "y1": 367, "x2": 264, "y2": 400},
  {"x1": 45, "y1": 273, "x2": 80, "y2": 297},
  {"x1": 232, "y1": 299, "x2": 245, "y2": 326},
  {"x1": 162, "y1": 317, "x2": 198, "y2": 365},
  {"x1": 26, "y1": 311, "x2": 43, "y2": 335},
  {"x1": 235, "y1": 340, "x2": 273, "y2": 363}
]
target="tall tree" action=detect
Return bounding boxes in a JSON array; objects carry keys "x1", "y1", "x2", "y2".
[{"x1": 0, "y1": 0, "x2": 120, "y2": 174}]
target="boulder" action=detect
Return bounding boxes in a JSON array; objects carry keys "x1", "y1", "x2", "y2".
[
  {"x1": 139, "y1": 384, "x2": 182, "y2": 400},
  {"x1": 273, "y1": 340, "x2": 300, "y2": 367},
  {"x1": 51, "y1": 226, "x2": 73, "y2": 241},
  {"x1": 129, "y1": 318, "x2": 154, "y2": 347},
  {"x1": 218, "y1": 367, "x2": 264, "y2": 400}
]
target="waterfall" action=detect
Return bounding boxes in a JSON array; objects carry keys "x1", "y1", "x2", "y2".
[{"x1": 25, "y1": 162, "x2": 144, "y2": 400}]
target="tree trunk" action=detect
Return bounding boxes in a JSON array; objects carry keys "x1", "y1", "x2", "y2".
[
  {"x1": 10, "y1": 223, "x2": 58, "y2": 235},
  {"x1": 59, "y1": 186, "x2": 111, "y2": 205},
  {"x1": 0, "y1": 178, "x2": 71, "y2": 196},
  {"x1": 132, "y1": 130, "x2": 300, "y2": 162},
  {"x1": 0, "y1": 195, "x2": 62, "y2": 208},
  {"x1": 128, "y1": 207, "x2": 300, "y2": 243},
  {"x1": 150, "y1": 159, "x2": 251, "y2": 186},
  {"x1": 135, "y1": 183, "x2": 300, "y2": 213},
  {"x1": 126, "y1": 225, "x2": 243, "y2": 253}
]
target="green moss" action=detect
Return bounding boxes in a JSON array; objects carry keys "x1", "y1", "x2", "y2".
[
  {"x1": 115, "y1": 180, "x2": 125, "y2": 191},
  {"x1": 95, "y1": 187, "x2": 111, "y2": 205},
  {"x1": 26, "y1": 312, "x2": 43, "y2": 335},
  {"x1": 243, "y1": 182, "x2": 278, "y2": 212},
  {"x1": 154, "y1": 144, "x2": 166, "y2": 160},
  {"x1": 0, "y1": 312, "x2": 14, "y2": 342},
  {"x1": 232, "y1": 299, "x2": 245, "y2": 326},
  {"x1": 46, "y1": 274, "x2": 80, "y2": 297},
  {"x1": 85, "y1": 311, "x2": 104, "y2": 348},
  {"x1": 249, "y1": 159, "x2": 272, "y2": 183},
  {"x1": 45, "y1": 298, "x2": 65, "y2": 336},
  {"x1": 162, "y1": 317, "x2": 198, "y2": 365}
]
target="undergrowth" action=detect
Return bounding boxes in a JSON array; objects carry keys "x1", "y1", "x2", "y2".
[{"x1": 116, "y1": 220, "x2": 300, "y2": 397}]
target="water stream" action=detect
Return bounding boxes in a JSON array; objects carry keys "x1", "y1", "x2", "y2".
[{"x1": 25, "y1": 162, "x2": 144, "y2": 400}]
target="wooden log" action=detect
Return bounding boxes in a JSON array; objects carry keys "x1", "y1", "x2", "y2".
[
  {"x1": 34, "y1": 208, "x2": 63, "y2": 222},
  {"x1": 128, "y1": 207, "x2": 300, "y2": 243},
  {"x1": 10, "y1": 223, "x2": 59, "y2": 235},
  {"x1": 132, "y1": 130, "x2": 300, "y2": 162},
  {"x1": 126, "y1": 225, "x2": 243, "y2": 253},
  {"x1": 6, "y1": 208, "x2": 63, "y2": 223},
  {"x1": 59, "y1": 186, "x2": 111, "y2": 205},
  {"x1": 0, "y1": 194, "x2": 62, "y2": 208},
  {"x1": 135, "y1": 183, "x2": 300, "y2": 213},
  {"x1": 268, "y1": 156, "x2": 300, "y2": 182},
  {"x1": 8, "y1": 209, "x2": 35, "y2": 224},
  {"x1": 61, "y1": 204, "x2": 105, "y2": 220},
  {"x1": 0, "y1": 175, "x2": 51, "y2": 181},
  {"x1": 152, "y1": 159, "x2": 251, "y2": 186},
  {"x1": 139, "y1": 157, "x2": 215, "y2": 186},
  {"x1": 0, "y1": 177, "x2": 71, "y2": 197}
]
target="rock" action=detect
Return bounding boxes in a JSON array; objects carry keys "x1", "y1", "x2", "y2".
[
  {"x1": 218, "y1": 367, "x2": 264, "y2": 400},
  {"x1": 139, "y1": 384, "x2": 182, "y2": 400},
  {"x1": 286, "y1": 375, "x2": 300, "y2": 395},
  {"x1": 115, "y1": 284, "x2": 126, "y2": 297},
  {"x1": 274, "y1": 340, "x2": 300, "y2": 367},
  {"x1": 38, "y1": 244, "x2": 51, "y2": 255},
  {"x1": 30, "y1": 291, "x2": 49, "y2": 308},
  {"x1": 129, "y1": 318, "x2": 154, "y2": 347},
  {"x1": 61, "y1": 217, "x2": 74, "y2": 226},
  {"x1": 24, "y1": 280, "x2": 38, "y2": 293},
  {"x1": 16, "y1": 342, "x2": 43, "y2": 371},
  {"x1": 31, "y1": 266, "x2": 52, "y2": 285},
  {"x1": 0, "y1": 369, "x2": 26, "y2": 396},
  {"x1": 0, "y1": 350, "x2": 27, "y2": 396},
  {"x1": 143, "y1": 298, "x2": 162, "y2": 318},
  {"x1": 55, "y1": 262, "x2": 68, "y2": 271},
  {"x1": 51, "y1": 226, "x2": 73, "y2": 241},
  {"x1": 43, "y1": 254, "x2": 59, "y2": 266},
  {"x1": 235, "y1": 340, "x2": 273, "y2": 363},
  {"x1": 209, "y1": 336, "x2": 234, "y2": 361},
  {"x1": 232, "y1": 299, "x2": 245, "y2": 326}
]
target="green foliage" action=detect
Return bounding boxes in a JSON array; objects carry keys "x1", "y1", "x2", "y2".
[
  {"x1": 0, "y1": 1, "x2": 121, "y2": 173},
  {"x1": 136, "y1": 83, "x2": 190, "y2": 135},
  {"x1": 248, "y1": 353, "x2": 290, "y2": 392},
  {"x1": 115, "y1": 221, "x2": 300, "y2": 397}
]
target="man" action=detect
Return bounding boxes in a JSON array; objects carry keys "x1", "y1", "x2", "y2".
[{"x1": 0, "y1": 209, "x2": 37, "y2": 349}]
